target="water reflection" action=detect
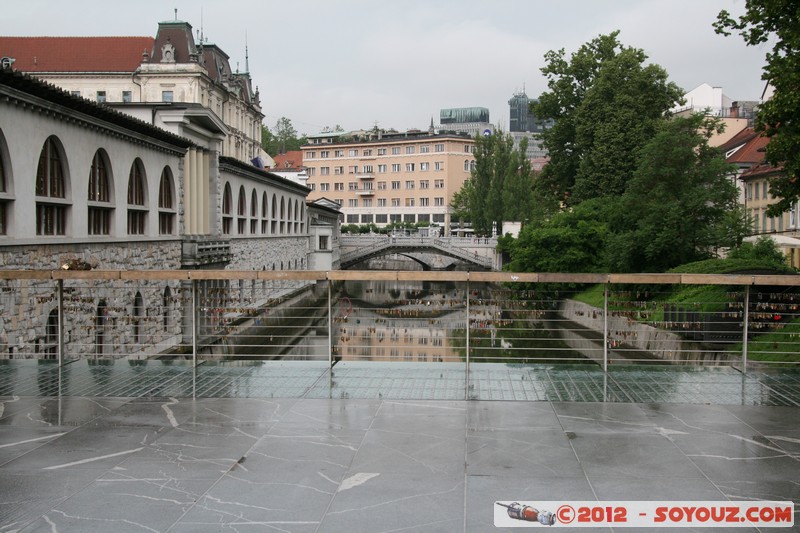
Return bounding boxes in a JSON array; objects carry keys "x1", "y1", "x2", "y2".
[
  {"x1": 328, "y1": 280, "x2": 589, "y2": 364},
  {"x1": 332, "y1": 280, "x2": 463, "y2": 363}
]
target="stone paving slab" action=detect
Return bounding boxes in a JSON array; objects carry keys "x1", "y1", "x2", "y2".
[{"x1": 0, "y1": 397, "x2": 797, "y2": 532}]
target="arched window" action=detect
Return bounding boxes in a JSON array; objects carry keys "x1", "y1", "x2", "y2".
[
  {"x1": 287, "y1": 199, "x2": 293, "y2": 234},
  {"x1": 132, "y1": 291, "x2": 143, "y2": 345},
  {"x1": 162, "y1": 287, "x2": 171, "y2": 329},
  {"x1": 294, "y1": 199, "x2": 300, "y2": 233},
  {"x1": 96, "y1": 300, "x2": 107, "y2": 356},
  {"x1": 0, "y1": 147, "x2": 5, "y2": 236},
  {"x1": 250, "y1": 189, "x2": 258, "y2": 234},
  {"x1": 298, "y1": 200, "x2": 305, "y2": 233},
  {"x1": 464, "y1": 159, "x2": 470, "y2": 172},
  {"x1": 280, "y1": 197, "x2": 286, "y2": 234},
  {"x1": 158, "y1": 167, "x2": 175, "y2": 235},
  {"x1": 46, "y1": 309, "x2": 59, "y2": 359},
  {"x1": 237, "y1": 186, "x2": 247, "y2": 234},
  {"x1": 0, "y1": 129, "x2": 11, "y2": 236},
  {"x1": 36, "y1": 136, "x2": 68, "y2": 236},
  {"x1": 261, "y1": 191, "x2": 268, "y2": 234},
  {"x1": 88, "y1": 150, "x2": 112, "y2": 235},
  {"x1": 222, "y1": 183, "x2": 232, "y2": 234},
  {"x1": 127, "y1": 159, "x2": 147, "y2": 235},
  {"x1": 271, "y1": 194, "x2": 278, "y2": 234}
]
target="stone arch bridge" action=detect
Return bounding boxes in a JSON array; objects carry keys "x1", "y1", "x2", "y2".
[{"x1": 339, "y1": 235, "x2": 499, "y2": 270}]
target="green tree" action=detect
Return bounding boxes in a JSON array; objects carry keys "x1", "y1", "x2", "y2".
[
  {"x1": 264, "y1": 117, "x2": 307, "y2": 155},
  {"x1": 506, "y1": 198, "x2": 611, "y2": 273},
  {"x1": 715, "y1": 2, "x2": 800, "y2": 215},
  {"x1": 261, "y1": 124, "x2": 276, "y2": 155},
  {"x1": 452, "y1": 131, "x2": 533, "y2": 236},
  {"x1": 274, "y1": 117, "x2": 297, "y2": 154},
  {"x1": 607, "y1": 114, "x2": 738, "y2": 272},
  {"x1": 532, "y1": 32, "x2": 684, "y2": 203},
  {"x1": 501, "y1": 137, "x2": 535, "y2": 223},
  {"x1": 449, "y1": 177, "x2": 474, "y2": 228},
  {"x1": 713, "y1": 206, "x2": 754, "y2": 251},
  {"x1": 728, "y1": 235, "x2": 787, "y2": 267},
  {"x1": 321, "y1": 125, "x2": 345, "y2": 133}
]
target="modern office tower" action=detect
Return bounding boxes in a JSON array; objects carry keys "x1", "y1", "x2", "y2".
[{"x1": 438, "y1": 107, "x2": 493, "y2": 137}]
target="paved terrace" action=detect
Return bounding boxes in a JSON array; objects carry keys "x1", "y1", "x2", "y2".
[{"x1": 1, "y1": 361, "x2": 799, "y2": 532}]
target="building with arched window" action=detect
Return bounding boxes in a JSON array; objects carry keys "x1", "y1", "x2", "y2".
[
  {"x1": 0, "y1": 63, "x2": 336, "y2": 361},
  {"x1": 0, "y1": 15, "x2": 343, "y2": 361},
  {"x1": 0, "y1": 68, "x2": 193, "y2": 360},
  {"x1": 0, "y1": 17, "x2": 315, "y2": 274},
  {"x1": 0, "y1": 19, "x2": 265, "y2": 166},
  {"x1": 0, "y1": 69, "x2": 192, "y2": 246}
]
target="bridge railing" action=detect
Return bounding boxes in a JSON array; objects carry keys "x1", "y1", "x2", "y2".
[
  {"x1": 340, "y1": 235, "x2": 495, "y2": 268},
  {"x1": 0, "y1": 270, "x2": 798, "y2": 379},
  {"x1": 432, "y1": 238, "x2": 493, "y2": 268},
  {"x1": 339, "y1": 237, "x2": 393, "y2": 265}
]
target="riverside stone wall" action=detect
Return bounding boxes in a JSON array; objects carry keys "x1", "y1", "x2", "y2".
[
  {"x1": 558, "y1": 299, "x2": 735, "y2": 364},
  {"x1": 0, "y1": 240, "x2": 184, "y2": 360},
  {"x1": 227, "y1": 236, "x2": 309, "y2": 272}
]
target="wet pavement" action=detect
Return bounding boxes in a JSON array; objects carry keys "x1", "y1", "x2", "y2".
[{"x1": 0, "y1": 361, "x2": 798, "y2": 531}]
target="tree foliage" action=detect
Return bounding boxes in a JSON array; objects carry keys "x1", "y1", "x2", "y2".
[
  {"x1": 450, "y1": 131, "x2": 534, "y2": 236},
  {"x1": 606, "y1": 114, "x2": 739, "y2": 272},
  {"x1": 261, "y1": 117, "x2": 307, "y2": 155},
  {"x1": 727, "y1": 235, "x2": 788, "y2": 267},
  {"x1": 715, "y1": 1, "x2": 800, "y2": 215},
  {"x1": 320, "y1": 125, "x2": 345, "y2": 133},
  {"x1": 507, "y1": 198, "x2": 611, "y2": 273},
  {"x1": 532, "y1": 32, "x2": 684, "y2": 204}
]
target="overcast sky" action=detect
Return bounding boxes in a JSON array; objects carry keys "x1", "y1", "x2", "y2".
[{"x1": 4, "y1": 0, "x2": 769, "y2": 135}]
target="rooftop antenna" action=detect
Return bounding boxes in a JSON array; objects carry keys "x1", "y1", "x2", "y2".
[
  {"x1": 174, "y1": 8, "x2": 178, "y2": 21},
  {"x1": 245, "y1": 31, "x2": 250, "y2": 73},
  {"x1": 200, "y1": 7, "x2": 204, "y2": 43}
]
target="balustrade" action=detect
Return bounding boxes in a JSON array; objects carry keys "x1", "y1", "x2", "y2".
[{"x1": 1, "y1": 271, "x2": 798, "y2": 385}]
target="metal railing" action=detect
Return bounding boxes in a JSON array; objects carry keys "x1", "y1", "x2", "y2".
[
  {"x1": 339, "y1": 235, "x2": 495, "y2": 268},
  {"x1": 1, "y1": 270, "x2": 799, "y2": 376}
]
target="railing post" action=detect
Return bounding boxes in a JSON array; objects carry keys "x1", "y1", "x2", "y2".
[
  {"x1": 603, "y1": 283, "x2": 609, "y2": 372},
  {"x1": 465, "y1": 277, "x2": 470, "y2": 400},
  {"x1": 328, "y1": 278, "x2": 333, "y2": 368},
  {"x1": 57, "y1": 279, "x2": 64, "y2": 367},
  {"x1": 742, "y1": 285, "x2": 750, "y2": 374},
  {"x1": 192, "y1": 279, "x2": 198, "y2": 368}
]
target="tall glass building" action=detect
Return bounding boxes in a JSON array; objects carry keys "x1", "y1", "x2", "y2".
[
  {"x1": 508, "y1": 91, "x2": 550, "y2": 133},
  {"x1": 437, "y1": 107, "x2": 493, "y2": 137},
  {"x1": 440, "y1": 107, "x2": 490, "y2": 124}
]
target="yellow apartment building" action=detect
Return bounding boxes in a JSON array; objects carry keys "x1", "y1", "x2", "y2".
[
  {"x1": 741, "y1": 163, "x2": 800, "y2": 268},
  {"x1": 302, "y1": 131, "x2": 476, "y2": 233}
]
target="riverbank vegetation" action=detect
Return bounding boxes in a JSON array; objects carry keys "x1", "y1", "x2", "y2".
[{"x1": 568, "y1": 239, "x2": 799, "y2": 362}]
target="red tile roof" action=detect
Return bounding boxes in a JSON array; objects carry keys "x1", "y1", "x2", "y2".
[
  {"x1": 740, "y1": 161, "x2": 782, "y2": 180},
  {"x1": 272, "y1": 151, "x2": 304, "y2": 169},
  {"x1": 718, "y1": 127, "x2": 760, "y2": 154},
  {"x1": 722, "y1": 127, "x2": 770, "y2": 165},
  {"x1": 0, "y1": 37, "x2": 153, "y2": 73}
]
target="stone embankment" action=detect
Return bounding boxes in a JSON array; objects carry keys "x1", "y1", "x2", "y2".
[{"x1": 557, "y1": 300, "x2": 735, "y2": 365}]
